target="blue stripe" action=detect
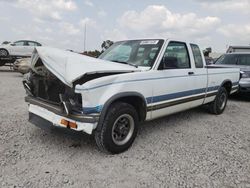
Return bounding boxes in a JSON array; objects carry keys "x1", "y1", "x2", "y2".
[
  {"x1": 82, "y1": 105, "x2": 103, "y2": 114},
  {"x1": 77, "y1": 71, "x2": 239, "y2": 91},
  {"x1": 147, "y1": 88, "x2": 207, "y2": 104},
  {"x1": 147, "y1": 82, "x2": 239, "y2": 105},
  {"x1": 82, "y1": 81, "x2": 239, "y2": 114},
  {"x1": 146, "y1": 86, "x2": 219, "y2": 104}
]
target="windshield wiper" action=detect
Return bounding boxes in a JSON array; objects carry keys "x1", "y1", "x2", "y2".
[{"x1": 111, "y1": 60, "x2": 138, "y2": 68}]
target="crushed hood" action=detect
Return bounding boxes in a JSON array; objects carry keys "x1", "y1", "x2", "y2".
[{"x1": 31, "y1": 47, "x2": 139, "y2": 87}]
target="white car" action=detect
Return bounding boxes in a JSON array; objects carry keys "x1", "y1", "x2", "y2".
[
  {"x1": 23, "y1": 39, "x2": 240, "y2": 154},
  {"x1": 0, "y1": 40, "x2": 41, "y2": 57}
]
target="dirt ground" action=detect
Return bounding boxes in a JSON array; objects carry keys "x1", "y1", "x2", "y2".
[{"x1": 0, "y1": 67, "x2": 250, "y2": 188}]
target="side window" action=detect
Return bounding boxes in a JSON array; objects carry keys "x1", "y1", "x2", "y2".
[
  {"x1": 14, "y1": 41, "x2": 25, "y2": 46},
  {"x1": 23, "y1": 41, "x2": 29, "y2": 46},
  {"x1": 159, "y1": 41, "x2": 190, "y2": 70},
  {"x1": 238, "y1": 55, "x2": 250, "y2": 66},
  {"x1": 28, "y1": 42, "x2": 36, "y2": 46},
  {"x1": 191, "y1": 44, "x2": 203, "y2": 68}
]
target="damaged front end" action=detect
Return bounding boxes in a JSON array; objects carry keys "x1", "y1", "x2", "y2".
[
  {"x1": 23, "y1": 70, "x2": 100, "y2": 134},
  {"x1": 23, "y1": 68, "x2": 84, "y2": 118},
  {"x1": 23, "y1": 67, "x2": 100, "y2": 134},
  {"x1": 23, "y1": 47, "x2": 138, "y2": 133}
]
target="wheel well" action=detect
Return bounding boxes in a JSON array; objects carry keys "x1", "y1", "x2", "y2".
[
  {"x1": 110, "y1": 96, "x2": 147, "y2": 122},
  {"x1": 222, "y1": 81, "x2": 232, "y2": 95}
]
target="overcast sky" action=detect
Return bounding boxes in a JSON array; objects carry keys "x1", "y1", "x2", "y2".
[{"x1": 0, "y1": 0, "x2": 250, "y2": 52}]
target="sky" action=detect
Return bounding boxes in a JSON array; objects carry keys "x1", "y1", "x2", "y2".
[{"x1": 0, "y1": 0, "x2": 250, "y2": 52}]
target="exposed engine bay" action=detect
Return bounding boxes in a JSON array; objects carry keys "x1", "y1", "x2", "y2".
[
  {"x1": 23, "y1": 59, "x2": 82, "y2": 114},
  {"x1": 23, "y1": 47, "x2": 140, "y2": 116}
]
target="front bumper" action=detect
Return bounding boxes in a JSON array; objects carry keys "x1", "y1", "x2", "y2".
[
  {"x1": 239, "y1": 78, "x2": 250, "y2": 93},
  {"x1": 26, "y1": 96, "x2": 99, "y2": 134}
]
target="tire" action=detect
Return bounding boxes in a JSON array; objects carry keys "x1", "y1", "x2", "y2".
[
  {"x1": 94, "y1": 102, "x2": 139, "y2": 154},
  {"x1": 0, "y1": 49, "x2": 9, "y2": 57},
  {"x1": 209, "y1": 87, "x2": 228, "y2": 115}
]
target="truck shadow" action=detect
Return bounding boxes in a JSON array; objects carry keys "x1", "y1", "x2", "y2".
[
  {"x1": 229, "y1": 93, "x2": 250, "y2": 102},
  {"x1": 31, "y1": 123, "x2": 97, "y2": 152},
  {"x1": 30, "y1": 106, "x2": 208, "y2": 155}
]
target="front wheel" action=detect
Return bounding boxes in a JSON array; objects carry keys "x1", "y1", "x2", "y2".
[
  {"x1": 209, "y1": 87, "x2": 228, "y2": 115},
  {"x1": 94, "y1": 102, "x2": 139, "y2": 154},
  {"x1": 0, "y1": 49, "x2": 9, "y2": 57}
]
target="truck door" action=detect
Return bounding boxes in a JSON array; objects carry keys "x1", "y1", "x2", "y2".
[
  {"x1": 189, "y1": 43, "x2": 208, "y2": 104},
  {"x1": 150, "y1": 41, "x2": 206, "y2": 119}
]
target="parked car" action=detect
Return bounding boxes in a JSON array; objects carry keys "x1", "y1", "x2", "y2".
[
  {"x1": 0, "y1": 40, "x2": 42, "y2": 57},
  {"x1": 214, "y1": 53, "x2": 250, "y2": 93},
  {"x1": 13, "y1": 58, "x2": 31, "y2": 74},
  {"x1": 23, "y1": 39, "x2": 240, "y2": 154}
]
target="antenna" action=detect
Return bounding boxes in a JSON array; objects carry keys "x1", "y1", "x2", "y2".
[{"x1": 84, "y1": 23, "x2": 87, "y2": 52}]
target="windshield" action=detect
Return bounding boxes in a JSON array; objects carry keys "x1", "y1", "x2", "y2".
[
  {"x1": 99, "y1": 39, "x2": 164, "y2": 67},
  {"x1": 215, "y1": 54, "x2": 238, "y2": 65}
]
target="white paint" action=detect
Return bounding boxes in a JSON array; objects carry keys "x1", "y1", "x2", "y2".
[
  {"x1": 28, "y1": 38, "x2": 240, "y2": 135},
  {"x1": 29, "y1": 104, "x2": 97, "y2": 134}
]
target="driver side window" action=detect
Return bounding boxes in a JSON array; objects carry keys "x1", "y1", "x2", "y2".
[{"x1": 159, "y1": 41, "x2": 190, "y2": 70}]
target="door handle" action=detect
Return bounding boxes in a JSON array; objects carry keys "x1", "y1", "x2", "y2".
[{"x1": 188, "y1": 72, "x2": 194, "y2": 75}]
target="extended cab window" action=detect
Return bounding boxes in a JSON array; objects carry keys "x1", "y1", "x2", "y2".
[
  {"x1": 191, "y1": 44, "x2": 203, "y2": 68},
  {"x1": 159, "y1": 41, "x2": 190, "y2": 70}
]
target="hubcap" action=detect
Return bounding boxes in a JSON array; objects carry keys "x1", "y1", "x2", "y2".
[
  {"x1": 219, "y1": 92, "x2": 227, "y2": 110},
  {"x1": 111, "y1": 114, "x2": 135, "y2": 146}
]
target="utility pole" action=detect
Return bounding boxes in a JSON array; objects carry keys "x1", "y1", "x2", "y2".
[{"x1": 84, "y1": 23, "x2": 87, "y2": 52}]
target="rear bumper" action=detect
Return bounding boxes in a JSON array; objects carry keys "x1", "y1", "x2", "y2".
[{"x1": 26, "y1": 96, "x2": 99, "y2": 134}]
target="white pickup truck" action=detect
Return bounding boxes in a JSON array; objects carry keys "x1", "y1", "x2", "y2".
[{"x1": 23, "y1": 39, "x2": 240, "y2": 154}]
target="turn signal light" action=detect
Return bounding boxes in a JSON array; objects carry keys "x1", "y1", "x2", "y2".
[
  {"x1": 61, "y1": 119, "x2": 69, "y2": 127},
  {"x1": 60, "y1": 119, "x2": 78, "y2": 129},
  {"x1": 69, "y1": 122, "x2": 77, "y2": 129}
]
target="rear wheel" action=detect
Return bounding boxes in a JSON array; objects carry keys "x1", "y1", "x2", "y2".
[
  {"x1": 0, "y1": 49, "x2": 9, "y2": 57},
  {"x1": 209, "y1": 87, "x2": 228, "y2": 115},
  {"x1": 94, "y1": 102, "x2": 139, "y2": 154}
]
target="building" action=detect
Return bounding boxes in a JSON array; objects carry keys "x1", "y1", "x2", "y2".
[{"x1": 226, "y1": 46, "x2": 250, "y2": 53}]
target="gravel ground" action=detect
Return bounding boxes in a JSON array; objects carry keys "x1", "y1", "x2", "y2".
[{"x1": 0, "y1": 67, "x2": 250, "y2": 188}]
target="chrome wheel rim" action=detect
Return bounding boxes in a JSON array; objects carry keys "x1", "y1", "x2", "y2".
[
  {"x1": 219, "y1": 92, "x2": 227, "y2": 110},
  {"x1": 111, "y1": 114, "x2": 135, "y2": 146}
]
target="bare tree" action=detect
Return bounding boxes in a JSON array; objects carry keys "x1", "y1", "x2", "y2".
[{"x1": 101, "y1": 40, "x2": 114, "y2": 52}]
